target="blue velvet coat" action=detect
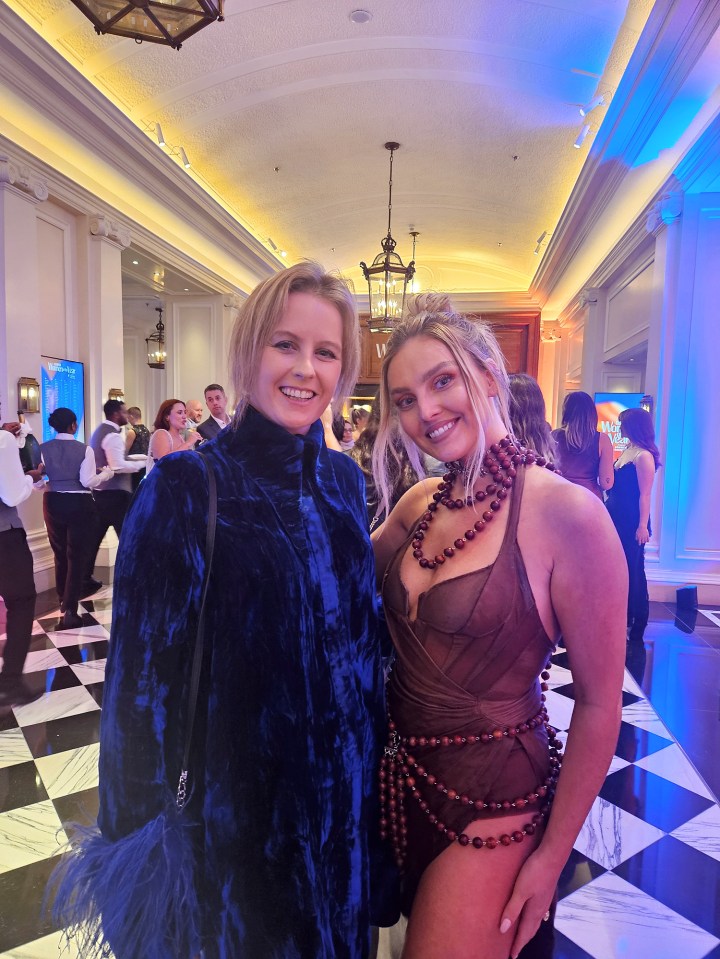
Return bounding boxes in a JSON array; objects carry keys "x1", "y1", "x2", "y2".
[{"x1": 98, "y1": 409, "x2": 388, "y2": 958}]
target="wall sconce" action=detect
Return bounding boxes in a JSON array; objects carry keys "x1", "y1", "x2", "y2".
[
  {"x1": 17, "y1": 377, "x2": 40, "y2": 414},
  {"x1": 108, "y1": 388, "x2": 125, "y2": 402}
]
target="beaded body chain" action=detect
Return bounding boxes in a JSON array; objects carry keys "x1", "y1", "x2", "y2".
[{"x1": 381, "y1": 437, "x2": 562, "y2": 870}]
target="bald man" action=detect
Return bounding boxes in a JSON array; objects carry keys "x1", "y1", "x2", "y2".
[{"x1": 185, "y1": 399, "x2": 203, "y2": 426}]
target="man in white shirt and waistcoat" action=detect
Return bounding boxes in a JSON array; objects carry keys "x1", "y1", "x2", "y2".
[
  {"x1": 86, "y1": 399, "x2": 145, "y2": 585},
  {"x1": 0, "y1": 402, "x2": 44, "y2": 705},
  {"x1": 197, "y1": 384, "x2": 231, "y2": 440}
]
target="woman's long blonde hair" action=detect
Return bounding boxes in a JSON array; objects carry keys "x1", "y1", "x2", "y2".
[
  {"x1": 229, "y1": 261, "x2": 360, "y2": 426},
  {"x1": 372, "y1": 293, "x2": 512, "y2": 522}
]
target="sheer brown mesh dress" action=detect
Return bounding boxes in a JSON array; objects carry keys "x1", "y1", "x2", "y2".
[{"x1": 382, "y1": 466, "x2": 557, "y2": 915}]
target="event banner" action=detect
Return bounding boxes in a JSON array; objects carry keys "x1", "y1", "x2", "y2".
[
  {"x1": 594, "y1": 392, "x2": 645, "y2": 460},
  {"x1": 40, "y1": 357, "x2": 86, "y2": 442}
]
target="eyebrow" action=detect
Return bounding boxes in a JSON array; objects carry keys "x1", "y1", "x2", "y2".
[{"x1": 389, "y1": 360, "x2": 457, "y2": 396}]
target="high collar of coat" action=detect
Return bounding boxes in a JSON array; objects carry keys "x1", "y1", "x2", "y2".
[{"x1": 213, "y1": 406, "x2": 326, "y2": 486}]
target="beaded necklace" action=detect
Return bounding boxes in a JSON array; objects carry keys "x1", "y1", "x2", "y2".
[{"x1": 411, "y1": 436, "x2": 555, "y2": 570}]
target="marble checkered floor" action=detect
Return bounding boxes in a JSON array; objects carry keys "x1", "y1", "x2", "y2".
[{"x1": 1, "y1": 592, "x2": 720, "y2": 958}]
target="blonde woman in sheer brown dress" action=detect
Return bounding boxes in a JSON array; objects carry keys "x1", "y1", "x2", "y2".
[{"x1": 371, "y1": 295, "x2": 626, "y2": 959}]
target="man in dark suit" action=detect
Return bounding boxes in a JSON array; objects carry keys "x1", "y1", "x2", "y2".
[{"x1": 197, "y1": 384, "x2": 231, "y2": 440}]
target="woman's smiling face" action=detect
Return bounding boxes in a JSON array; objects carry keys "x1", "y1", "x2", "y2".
[
  {"x1": 387, "y1": 335, "x2": 495, "y2": 461},
  {"x1": 250, "y1": 291, "x2": 343, "y2": 435}
]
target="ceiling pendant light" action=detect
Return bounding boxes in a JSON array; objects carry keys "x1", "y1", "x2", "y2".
[
  {"x1": 146, "y1": 305, "x2": 166, "y2": 369},
  {"x1": 70, "y1": 1, "x2": 224, "y2": 50},
  {"x1": 360, "y1": 142, "x2": 415, "y2": 334}
]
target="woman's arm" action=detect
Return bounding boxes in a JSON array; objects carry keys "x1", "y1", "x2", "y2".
[
  {"x1": 597, "y1": 432, "x2": 614, "y2": 490},
  {"x1": 634, "y1": 450, "x2": 655, "y2": 544},
  {"x1": 501, "y1": 488, "x2": 627, "y2": 958},
  {"x1": 98, "y1": 462, "x2": 208, "y2": 840},
  {"x1": 124, "y1": 426, "x2": 136, "y2": 454},
  {"x1": 148, "y1": 429, "x2": 172, "y2": 463}
]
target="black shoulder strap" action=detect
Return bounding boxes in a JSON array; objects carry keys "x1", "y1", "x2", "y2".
[{"x1": 176, "y1": 455, "x2": 217, "y2": 809}]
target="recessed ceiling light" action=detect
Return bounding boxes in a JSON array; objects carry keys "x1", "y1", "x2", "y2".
[
  {"x1": 280, "y1": 251, "x2": 287, "y2": 258},
  {"x1": 350, "y1": 9, "x2": 372, "y2": 24},
  {"x1": 132, "y1": 259, "x2": 139, "y2": 265},
  {"x1": 184, "y1": 288, "x2": 189, "y2": 292}
]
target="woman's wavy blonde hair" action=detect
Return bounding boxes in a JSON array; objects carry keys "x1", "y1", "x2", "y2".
[
  {"x1": 372, "y1": 292, "x2": 512, "y2": 522},
  {"x1": 229, "y1": 261, "x2": 360, "y2": 426}
]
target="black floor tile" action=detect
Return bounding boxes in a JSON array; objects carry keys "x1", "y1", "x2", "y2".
[
  {"x1": 552, "y1": 930, "x2": 597, "y2": 959},
  {"x1": 0, "y1": 760, "x2": 49, "y2": 813},
  {"x1": 0, "y1": 856, "x2": 60, "y2": 951},
  {"x1": 85, "y1": 682, "x2": 104, "y2": 707},
  {"x1": 21, "y1": 710, "x2": 102, "y2": 759},
  {"x1": 598, "y1": 765, "x2": 713, "y2": 832},
  {"x1": 613, "y1": 721, "x2": 673, "y2": 763},
  {"x1": 557, "y1": 848, "x2": 608, "y2": 901},
  {"x1": 614, "y1": 835, "x2": 720, "y2": 937},
  {"x1": 58, "y1": 639, "x2": 110, "y2": 664},
  {"x1": 53, "y1": 785, "x2": 100, "y2": 829}
]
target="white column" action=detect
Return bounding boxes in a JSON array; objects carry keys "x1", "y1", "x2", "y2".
[
  {"x1": 78, "y1": 214, "x2": 130, "y2": 569},
  {"x1": 0, "y1": 157, "x2": 56, "y2": 589},
  {"x1": 645, "y1": 192, "x2": 720, "y2": 601},
  {"x1": 79, "y1": 214, "x2": 131, "y2": 431},
  {"x1": 0, "y1": 156, "x2": 48, "y2": 419},
  {"x1": 579, "y1": 288, "x2": 609, "y2": 395}
]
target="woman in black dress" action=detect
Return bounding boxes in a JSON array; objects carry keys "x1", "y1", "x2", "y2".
[{"x1": 605, "y1": 407, "x2": 661, "y2": 643}]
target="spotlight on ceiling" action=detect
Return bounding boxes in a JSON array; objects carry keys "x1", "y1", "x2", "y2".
[
  {"x1": 534, "y1": 231, "x2": 551, "y2": 256},
  {"x1": 154, "y1": 122, "x2": 166, "y2": 147},
  {"x1": 179, "y1": 147, "x2": 191, "y2": 169},
  {"x1": 574, "y1": 124, "x2": 591, "y2": 149},
  {"x1": 579, "y1": 94, "x2": 605, "y2": 117}
]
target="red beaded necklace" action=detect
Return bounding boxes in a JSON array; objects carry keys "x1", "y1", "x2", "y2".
[{"x1": 411, "y1": 436, "x2": 554, "y2": 570}]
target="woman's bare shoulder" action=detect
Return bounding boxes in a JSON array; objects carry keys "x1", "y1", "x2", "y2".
[{"x1": 522, "y1": 465, "x2": 611, "y2": 536}]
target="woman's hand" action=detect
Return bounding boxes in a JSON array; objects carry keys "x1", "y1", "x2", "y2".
[
  {"x1": 636, "y1": 525, "x2": 650, "y2": 545},
  {"x1": 499, "y1": 850, "x2": 558, "y2": 959},
  {"x1": 187, "y1": 432, "x2": 202, "y2": 447}
]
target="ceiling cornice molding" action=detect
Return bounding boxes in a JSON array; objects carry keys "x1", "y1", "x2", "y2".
[
  {"x1": 530, "y1": 0, "x2": 720, "y2": 306},
  {"x1": 0, "y1": 3, "x2": 280, "y2": 288},
  {"x1": 444, "y1": 291, "x2": 542, "y2": 313},
  {"x1": 0, "y1": 134, "x2": 242, "y2": 298},
  {"x1": 674, "y1": 109, "x2": 720, "y2": 191}
]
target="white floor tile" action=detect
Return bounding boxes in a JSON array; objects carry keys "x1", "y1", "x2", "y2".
[
  {"x1": 573, "y1": 796, "x2": 665, "y2": 870},
  {"x1": 542, "y1": 688, "x2": 575, "y2": 731},
  {"x1": 12, "y1": 687, "x2": 99, "y2": 727},
  {"x1": 671, "y1": 804, "x2": 720, "y2": 864},
  {"x1": 69, "y1": 660, "x2": 106, "y2": 685},
  {"x1": 48, "y1": 625, "x2": 109, "y2": 647},
  {"x1": 0, "y1": 929, "x2": 114, "y2": 958},
  {"x1": 635, "y1": 743, "x2": 717, "y2": 802},
  {"x1": 21, "y1": 648, "x2": 68, "y2": 674},
  {"x1": 621, "y1": 699, "x2": 673, "y2": 739},
  {"x1": 0, "y1": 729, "x2": 34, "y2": 769},
  {"x1": 35, "y1": 743, "x2": 100, "y2": 800},
  {"x1": 0, "y1": 800, "x2": 67, "y2": 874},
  {"x1": 556, "y1": 871, "x2": 720, "y2": 959}
]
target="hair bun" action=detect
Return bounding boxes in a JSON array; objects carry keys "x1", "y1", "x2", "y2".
[{"x1": 405, "y1": 292, "x2": 455, "y2": 317}]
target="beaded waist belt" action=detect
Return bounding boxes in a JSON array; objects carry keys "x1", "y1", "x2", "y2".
[{"x1": 380, "y1": 666, "x2": 564, "y2": 871}]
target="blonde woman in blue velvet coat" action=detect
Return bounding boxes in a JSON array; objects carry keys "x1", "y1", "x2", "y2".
[{"x1": 54, "y1": 263, "x2": 394, "y2": 959}]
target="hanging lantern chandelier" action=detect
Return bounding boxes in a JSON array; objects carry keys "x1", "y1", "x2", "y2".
[
  {"x1": 146, "y1": 305, "x2": 166, "y2": 369},
  {"x1": 360, "y1": 142, "x2": 415, "y2": 334},
  {"x1": 69, "y1": 1, "x2": 224, "y2": 50}
]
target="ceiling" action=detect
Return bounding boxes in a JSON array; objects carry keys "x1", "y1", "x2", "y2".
[{"x1": 6, "y1": 0, "x2": 655, "y2": 296}]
